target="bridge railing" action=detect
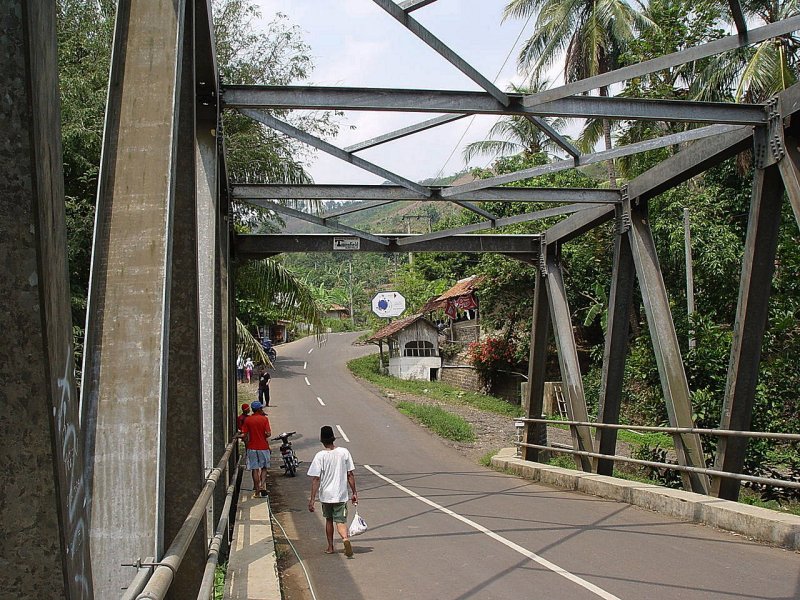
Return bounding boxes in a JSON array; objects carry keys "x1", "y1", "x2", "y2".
[
  {"x1": 122, "y1": 438, "x2": 242, "y2": 600},
  {"x1": 516, "y1": 418, "x2": 800, "y2": 491}
]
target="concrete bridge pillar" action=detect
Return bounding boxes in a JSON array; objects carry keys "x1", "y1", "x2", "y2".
[
  {"x1": 0, "y1": 2, "x2": 92, "y2": 597},
  {"x1": 80, "y1": 0, "x2": 208, "y2": 596}
]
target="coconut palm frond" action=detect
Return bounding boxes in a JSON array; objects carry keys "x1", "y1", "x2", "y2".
[
  {"x1": 237, "y1": 258, "x2": 324, "y2": 332},
  {"x1": 236, "y1": 316, "x2": 273, "y2": 367}
]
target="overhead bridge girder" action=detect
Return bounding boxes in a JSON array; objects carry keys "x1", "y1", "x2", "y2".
[{"x1": 234, "y1": 233, "x2": 542, "y2": 258}]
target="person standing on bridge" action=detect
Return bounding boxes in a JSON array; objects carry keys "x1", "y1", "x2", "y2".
[
  {"x1": 307, "y1": 426, "x2": 357, "y2": 557},
  {"x1": 241, "y1": 401, "x2": 271, "y2": 498}
]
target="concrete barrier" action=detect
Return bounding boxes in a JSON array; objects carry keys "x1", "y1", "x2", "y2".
[
  {"x1": 224, "y1": 489, "x2": 282, "y2": 600},
  {"x1": 492, "y1": 448, "x2": 800, "y2": 551}
]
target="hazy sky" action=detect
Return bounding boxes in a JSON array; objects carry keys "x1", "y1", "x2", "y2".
[{"x1": 253, "y1": 1, "x2": 538, "y2": 184}]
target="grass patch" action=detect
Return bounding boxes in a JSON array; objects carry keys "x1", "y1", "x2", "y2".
[
  {"x1": 479, "y1": 450, "x2": 499, "y2": 466},
  {"x1": 739, "y1": 489, "x2": 800, "y2": 516},
  {"x1": 397, "y1": 401, "x2": 475, "y2": 442},
  {"x1": 547, "y1": 454, "x2": 579, "y2": 470},
  {"x1": 547, "y1": 414, "x2": 674, "y2": 449},
  {"x1": 348, "y1": 353, "x2": 522, "y2": 417},
  {"x1": 214, "y1": 562, "x2": 226, "y2": 600}
]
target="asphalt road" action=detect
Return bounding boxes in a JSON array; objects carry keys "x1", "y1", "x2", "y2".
[{"x1": 261, "y1": 332, "x2": 799, "y2": 600}]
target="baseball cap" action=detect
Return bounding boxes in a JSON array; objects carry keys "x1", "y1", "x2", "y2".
[
  {"x1": 241, "y1": 403, "x2": 249, "y2": 411},
  {"x1": 251, "y1": 401, "x2": 264, "y2": 411}
]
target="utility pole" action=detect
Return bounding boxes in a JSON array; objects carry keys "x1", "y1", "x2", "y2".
[
  {"x1": 402, "y1": 214, "x2": 433, "y2": 265},
  {"x1": 684, "y1": 207, "x2": 696, "y2": 350},
  {"x1": 349, "y1": 260, "x2": 355, "y2": 328}
]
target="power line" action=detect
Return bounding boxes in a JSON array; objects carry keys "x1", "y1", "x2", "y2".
[{"x1": 432, "y1": 12, "x2": 534, "y2": 182}]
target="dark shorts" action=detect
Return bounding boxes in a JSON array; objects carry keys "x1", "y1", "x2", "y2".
[{"x1": 321, "y1": 502, "x2": 348, "y2": 523}]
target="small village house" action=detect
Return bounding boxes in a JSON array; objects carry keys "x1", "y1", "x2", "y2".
[{"x1": 368, "y1": 314, "x2": 441, "y2": 381}]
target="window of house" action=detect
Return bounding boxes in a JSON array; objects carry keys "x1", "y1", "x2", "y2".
[{"x1": 404, "y1": 340, "x2": 436, "y2": 357}]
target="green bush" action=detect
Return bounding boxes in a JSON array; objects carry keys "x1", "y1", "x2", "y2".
[{"x1": 396, "y1": 401, "x2": 475, "y2": 442}]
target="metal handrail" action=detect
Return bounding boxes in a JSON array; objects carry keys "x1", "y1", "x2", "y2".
[
  {"x1": 196, "y1": 458, "x2": 244, "y2": 600},
  {"x1": 521, "y1": 417, "x2": 800, "y2": 442},
  {"x1": 517, "y1": 442, "x2": 800, "y2": 489},
  {"x1": 133, "y1": 438, "x2": 238, "y2": 600}
]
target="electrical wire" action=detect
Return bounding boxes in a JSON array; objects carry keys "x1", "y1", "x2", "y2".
[
  {"x1": 432, "y1": 11, "x2": 534, "y2": 182},
  {"x1": 267, "y1": 496, "x2": 319, "y2": 600}
]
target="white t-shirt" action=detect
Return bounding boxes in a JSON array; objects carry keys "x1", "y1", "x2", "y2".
[{"x1": 307, "y1": 446, "x2": 355, "y2": 503}]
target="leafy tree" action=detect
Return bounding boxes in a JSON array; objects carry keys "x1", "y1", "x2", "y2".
[
  {"x1": 504, "y1": 0, "x2": 653, "y2": 184},
  {"x1": 691, "y1": 0, "x2": 800, "y2": 102},
  {"x1": 462, "y1": 80, "x2": 570, "y2": 162}
]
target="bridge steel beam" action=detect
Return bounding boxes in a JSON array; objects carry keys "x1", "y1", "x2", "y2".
[
  {"x1": 713, "y1": 165, "x2": 784, "y2": 500},
  {"x1": 194, "y1": 0, "x2": 227, "y2": 538},
  {"x1": 164, "y1": 4, "x2": 207, "y2": 595},
  {"x1": 235, "y1": 233, "x2": 541, "y2": 257},
  {"x1": 544, "y1": 252, "x2": 595, "y2": 471},
  {"x1": 80, "y1": 0, "x2": 192, "y2": 595},
  {"x1": 625, "y1": 198, "x2": 710, "y2": 494},
  {"x1": 233, "y1": 183, "x2": 620, "y2": 204},
  {"x1": 224, "y1": 86, "x2": 767, "y2": 125},
  {"x1": 0, "y1": 3, "x2": 92, "y2": 597},
  {"x1": 595, "y1": 212, "x2": 636, "y2": 476},
  {"x1": 522, "y1": 267, "x2": 551, "y2": 463}
]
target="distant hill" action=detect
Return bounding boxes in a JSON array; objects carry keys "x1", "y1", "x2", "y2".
[{"x1": 279, "y1": 172, "x2": 475, "y2": 234}]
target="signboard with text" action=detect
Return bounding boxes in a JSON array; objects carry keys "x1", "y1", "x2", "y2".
[{"x1": 333, "y1": 236, "x2": 360, "y2": 250}]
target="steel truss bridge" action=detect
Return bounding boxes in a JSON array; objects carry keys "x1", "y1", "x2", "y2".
[{"x1": 3, "y1": 1, "x2": 800, "y2": 598}]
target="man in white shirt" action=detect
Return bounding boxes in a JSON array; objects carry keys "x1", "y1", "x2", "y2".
[{"x1": 307, "y1": 425, "x2": 358, "y2": 557}]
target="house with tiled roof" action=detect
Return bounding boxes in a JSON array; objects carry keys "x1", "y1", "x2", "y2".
[
  {"x1": 422, "y1": 275, "x2": 484, "y2": 343},
  {"x1": 367, "y1": 313, "x2": 441, "y2": 381},
  {"x1": 325, "y1": 303, "x2": 350, "y2": 320}
]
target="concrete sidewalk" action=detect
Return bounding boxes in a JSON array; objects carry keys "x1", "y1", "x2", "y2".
[
  {"x1": 224, "y1": 489, "x2": 282, "y2": 600},
  {"x1": 492, "y1": 447, "x2": 800, "y2": 551}
]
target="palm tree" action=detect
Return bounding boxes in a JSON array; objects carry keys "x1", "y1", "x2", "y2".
[
  {"x1": 235, "y1": 258, "x2": 324, "y2": 365},
  {"x1": 690, "y1": 0, "x2": 800, "y2": 103},
  {"x1": 463, "y1": 81, "x2": 571, "y2": 163},
  {"x1": 504, "y1": 0, "x2": 653, "y2": 185}
]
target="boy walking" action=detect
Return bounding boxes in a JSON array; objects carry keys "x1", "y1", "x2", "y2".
[{"x1": 307, "y1": 426, "x2": 357, "y2": 557}]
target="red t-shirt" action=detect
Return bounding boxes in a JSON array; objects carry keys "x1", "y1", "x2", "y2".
[
  {"x1": 237, "y1": 413, "x2": 248, "y2": 432},
  {"x1": 241, "y1": 413, "x2": 271, "y2": 451}
]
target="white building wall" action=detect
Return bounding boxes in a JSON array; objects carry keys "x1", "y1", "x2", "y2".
[{"x1": 388, "y1": 356, "x2": 442, "y2": 381}]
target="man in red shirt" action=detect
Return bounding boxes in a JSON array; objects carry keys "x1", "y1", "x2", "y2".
[
  {"x1": 237, "y1": 403, "x2": 250, "y2": 432},
  {"x1": 240, "y1": 401, "x2": 271, "y2": 498}
]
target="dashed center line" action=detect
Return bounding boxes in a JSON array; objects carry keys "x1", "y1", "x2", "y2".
[
  {"x1": 317, "y1": 397, "x2": 325, "y2": 406},
  {"x1": 335, "y1": 425, "x2": 350, "y2": 443},
  {"x1": 304, "y1": 377, "x2": 311, "y2": 386},
  {"x1": 362, "y1": 465, "x2": 621, "y2": 600},
  {"x1": 308, "y1": 348, "x2": 314, "y2": 354},
  {"x1": 303, "y1": 362, "x2": 307, "y2": 370}
]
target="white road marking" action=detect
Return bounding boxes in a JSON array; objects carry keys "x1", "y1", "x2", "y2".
[
  {"x1": 317, "y1": 397, "x2": 325, "y2": 406},
  {"x1": 304, "y1": 377, "x2": 311, "y2": 386},
  {"x1": 363, "y1": 465, "x2": 622, "y2": 600},
  {"x1": 336, "y1": 425, "x2": 350, "y2": 443},
  {"x1": 304, "y1": 362, "x2": 307, "y2": 369},
  {"x1": 308, "y1": 348, "x2": 314, "y2": 354}
]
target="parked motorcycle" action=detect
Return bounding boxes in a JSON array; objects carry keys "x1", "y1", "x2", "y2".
[{"x1": 271, "y1": 431, "x2": 300, "y2": 476}]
